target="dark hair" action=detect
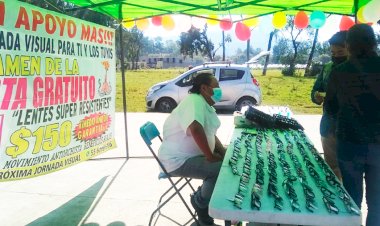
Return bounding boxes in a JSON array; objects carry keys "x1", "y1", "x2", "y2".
[
  {"x1": 328, "y1": 31, "x2": 347, "y2": 47},
  {"x1": 347, "y1": 24, "x2": 377, "y2": 57},
  {"x1": 188, "y1": 73, "x2": 214, "y2": 94}
]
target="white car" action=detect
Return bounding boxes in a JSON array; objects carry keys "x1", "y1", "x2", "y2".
[{"x1": 146, "y1": 63, "x2": 262, "y2": 112}]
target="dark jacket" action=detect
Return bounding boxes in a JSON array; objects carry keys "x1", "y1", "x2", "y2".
[
  {"x1": 311, "y1": 62, "x2": 335, "y2": 137},
  {"x1": 324, "y1": 56, "x2": 380, "y2": 144}
]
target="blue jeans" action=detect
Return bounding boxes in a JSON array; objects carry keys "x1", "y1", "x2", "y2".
[
  {"x1": 169, "y1": 155, "x2": 222, "y2": 208},
  {"x1": 337, "y1": 141, "x2": 380, "y2": 226}
]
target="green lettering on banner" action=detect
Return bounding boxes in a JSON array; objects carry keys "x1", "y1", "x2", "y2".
[{"x1": 0, "y1": 0, "x2": 116, "y2": 182}]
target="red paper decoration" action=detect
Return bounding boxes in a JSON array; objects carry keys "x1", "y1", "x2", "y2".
[
  {"x1": 151, "y1": 16, "x2": 162, "y2": 26},
  {"x1": 235, "y1": 22, "x2": 251, "y2": 41},
  {"x1": 294, "y1": 11, "x2": 309, "y2": 29},
  {"x1": 220, "y1": 18, "x2": 233, "y2": 31},
  {"x1": 339, "y1": 16, "x2": 355, "y2": 31}
]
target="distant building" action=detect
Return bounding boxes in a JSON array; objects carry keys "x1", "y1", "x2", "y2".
[{"x1": 140, "y1": 54, "x2": 202, "y2": 69}]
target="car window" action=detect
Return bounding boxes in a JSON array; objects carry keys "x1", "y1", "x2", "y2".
[
  {"x1": 176, "y1": 69, "x2": 216, "y2": 87},
  {"x1": 219, "y1": 69, "x2": 245, "y2": 81}
]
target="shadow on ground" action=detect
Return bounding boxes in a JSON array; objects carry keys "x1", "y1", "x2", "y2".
[{"x1": 27, "y1": 177, "x2": 108, "y2": 226}]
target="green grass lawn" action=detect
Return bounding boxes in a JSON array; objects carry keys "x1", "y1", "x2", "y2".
[{"x1": 116, "y1": 68, "x2": 323, "y2": 114}]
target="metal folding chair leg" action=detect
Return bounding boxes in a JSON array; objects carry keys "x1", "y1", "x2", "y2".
[
  {"x1": 149, "y1": 177, "x2": 199, "y2": 226},
  {"x1": 157, "y1": 178, "x2": 191, "y2": 204}
]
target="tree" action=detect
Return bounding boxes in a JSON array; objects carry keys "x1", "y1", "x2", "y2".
[
  {"x1": 153, "y1": 37, "x2": 165, "y2": 53},
  {"x1": 304, "y1": 29, "x2": 319, "y2": 76},
  {"x1": 283, "y1": 16, "x2": 305, "y2": 76},
  {"x1": 231, "y1": 47, "x2": 262, "y2": 64},
  {"x1": 178, "y1": 25, "x2": 216, "y2": 61},
  {"x1": 272, "y1": 38, "x2": 291, "y2": 64},
  {"x1": 262, "y1": 30, "x2": 278, "y2": 75},
  {"x1": 164, "y1": 40, "x2": 180, "y2": 55},
  {"x1": 116, "y1": 27, "x2": 144, "y2": 70},
  {"x1": 217, "y1": 31, "x2": 232, "y2": 61}
]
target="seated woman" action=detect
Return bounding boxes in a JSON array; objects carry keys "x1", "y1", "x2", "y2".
[{"x1": 158, "y1": 72, "x2": 225, "y2": 225}]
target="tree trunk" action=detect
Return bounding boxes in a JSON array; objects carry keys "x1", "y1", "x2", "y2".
[
  {"x1": 289, "y1": 38, "x2": 298, "y2": 75},
  {"x1": 262, "y1": 31, "x2": 275, "y2": 76},
  {"x1": 304, "y1": 29, "x2": 319, "y2": 76},
  {"x1": 246, "y1": 39, "x2": 250, "y2": 62},
  {"x1": 222, "y1": 31, "x2": 225, "y2": 61}
]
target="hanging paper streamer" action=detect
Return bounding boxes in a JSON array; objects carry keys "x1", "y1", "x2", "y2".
[
  {"x1": 272, "y1": 12, "x2": 287, "y2": 29},
  {"x1": 243, "y1": 16, "x2": 259, "y2": 28},
  {"x1": 151, "y1": 16, "x2": 162, "y2": 26},
  {"x1": 363, "y1": 0, "x2": 380, "y2": 23},
  {"x1": 235, "y1": 22, "x2": 251, "y2": 41},
  {"x1": 122, "y1": 18, "x2": 135, "y2": 29},
  {"x1": 339, "y1": 16, "x2": 355, "y2": 31},
  {"x1": 207, "y1": 15, "x2": 219, "y2": 26},
  {"x1": 162, "y1": 15, "x2": 175, "y2": 31},
  {"x1": 136, "y1": 18, "x2": 149, "y2": 30},
  {"x1": 310, "y1": 11, "x2": 326, "y2": 29},
  {"x1": 220, "y1": 18, "x2": 233, "y2": 31},
  {"x1": 192, "y1": 16, "x2": 206, "y2": 29},
  {"x1": 294, "y1": 11, "x2": 309, "y2": 29}
]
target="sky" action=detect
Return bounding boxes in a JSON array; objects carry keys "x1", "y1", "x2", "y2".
[{"x1": 142, "y1": 15, "x2": 379, "y2": 57}]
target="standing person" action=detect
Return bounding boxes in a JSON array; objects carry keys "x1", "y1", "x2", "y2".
[
  {"x1": 158, "y1": 72, "x2": 226, "y2": 225},
  {"x1": 324, "y1": 24, "x2": 380, "y2": 226},
  {"x1": 311, "y1": 31, "x2": 348, "y2": 180}
]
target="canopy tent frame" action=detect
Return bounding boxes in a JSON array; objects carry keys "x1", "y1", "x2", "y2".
[
  {"x1": 62, "y1": 0, "x2": 362, "y2": 160},
  {"x1": 64, "y1": 0, "x2": 364, "y2": 22}
]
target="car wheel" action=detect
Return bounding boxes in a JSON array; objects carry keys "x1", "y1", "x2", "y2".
[
  {"x1": 156, "y1": 97, "x2": 177, "y2": 113},
  {"x1": 235, "y1": 97, "x2": 257, "y2": 111}
]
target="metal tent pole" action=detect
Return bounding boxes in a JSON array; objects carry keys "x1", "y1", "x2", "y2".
[
  {"x1": 119, "y1": 4, "x2": 129, "y2": 159},
  {"x1": 354, "y1": 0, "x2": 358, "y2": 23}
]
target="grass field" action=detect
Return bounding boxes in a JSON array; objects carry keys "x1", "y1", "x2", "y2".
[{"x1": 115, "y1": 68, "x2": 323, "y2": 114}]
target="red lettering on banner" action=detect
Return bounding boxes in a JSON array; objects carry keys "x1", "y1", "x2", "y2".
[
  {"x1": 0, "y1": 1, "x2": 5, "y2": 26},
  {"x1": 81, "y1": 24, "x2": 113, "y2": 45},
  {"x1": 32, "y1": 10, "x2": 43, "y2": 31},
  {"x1": 15, "y1": 7, "x2": 30, "y2": 30},
  {"x1": 56, "y1": 16, "x2": 66, "y2": 36},
  {"x1": 14, "y1": 6, "x2": 77, "y2": 38},
  {"x1": 33, "y1": 76, "x2": 95, "y2": 108},
  {"x1": 11, "y1": 78, "x2": 27, "y2": 110},
  {"x1": 67, "y1": 20, "x2": 76, "y2": 38},
  {"x1": 45, "y1": 14, "x2": 56, "y2": 35},
  {"x1": 97, "y1": 28, "x2": 104, "y2": 44},
  {"x1": 0, "y1": 78, "x2": 27, "y2": 110},
  {"x1": 81, "y1": 24, "x2": 91, "y2": 41}
]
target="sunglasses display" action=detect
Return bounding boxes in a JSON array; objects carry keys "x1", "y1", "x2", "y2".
[{"x1": 226, "y1": 127, "x2": 360, "y2": 217}]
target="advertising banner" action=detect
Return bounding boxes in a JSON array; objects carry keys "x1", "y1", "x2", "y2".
[{"x1": 0, "y1": 0, "x2": 116, "y2": 181}]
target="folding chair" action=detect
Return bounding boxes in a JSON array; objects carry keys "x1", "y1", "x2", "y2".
[{"x1": 140, "y1": 121, "x2": 200, "y2": 226}]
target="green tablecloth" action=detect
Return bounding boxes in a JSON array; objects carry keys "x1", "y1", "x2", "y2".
[{"x1": 209, "y1": 128, "x2": 361, "y2": 226}]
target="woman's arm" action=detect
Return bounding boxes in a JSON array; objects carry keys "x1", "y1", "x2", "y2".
[
  {"x1": 214, "y1": 136, "x2": 226, "y2": 158},
  {"x1": 188, "y1": 120, "x2": 222, "y2": 162}
]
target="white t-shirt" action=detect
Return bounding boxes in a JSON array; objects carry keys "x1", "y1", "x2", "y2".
[{"x1": 158, "y1": 94, "x2": 221, "y2": 172}]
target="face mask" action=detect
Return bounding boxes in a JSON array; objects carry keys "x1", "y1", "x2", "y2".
[
  {"x1": 331, "y1": 56, "x2": 347, "y2": 65},
  {"x1": 211, "y1": 87, "x2": 222, "y2": 103}
]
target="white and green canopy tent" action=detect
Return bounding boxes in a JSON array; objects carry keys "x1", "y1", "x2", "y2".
[{"x1": 61, "y1": 0, "x2": 375, "y2": 159}]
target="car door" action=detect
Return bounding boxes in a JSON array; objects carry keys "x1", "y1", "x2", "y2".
[
  {"x1": 216, "y1": 68, "x2": 246, "y2": 107},
  {"x1": 176, "y1": 68, "x2": 216, "y2": 102}
]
